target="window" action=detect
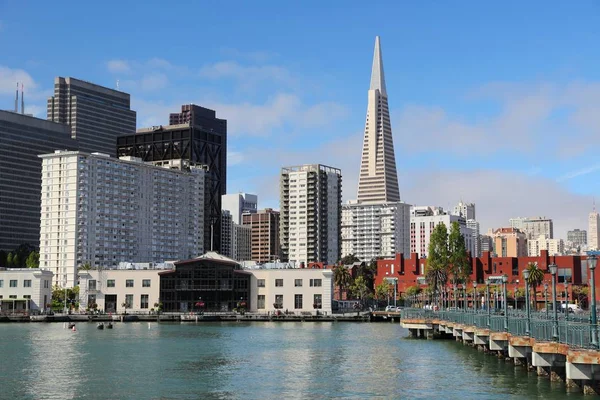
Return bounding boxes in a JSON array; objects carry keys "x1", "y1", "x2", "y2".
[
  {"x1": 257, "y1": 279, "x2": 265, "y2": 288},
  {"x1": 106, "y1": 279, "x2": 115, "y2": 288},
  {"x1": 294, "y1": 279, "x2": 303, "y2": 287},
  {"x1": 314, "y1": 294, "x2": 322, "y2": 309},
  {"x1": 294, "y1": 294, "x2": 303, "y2": 309},
  {"x1": 23, "y1": 280, "x2": 32, "y2": 288},
  {"x1": 88, "y1": 280, "x2": 97, "y2": 290},
  {"x1": 87, "y1": 294, "x2": 96, "y2": 307},
  {"x1": 275, "y1": 279, "x2": 283, "y2": 287},
  {"x1": 0, "y1": 280, "x2": 3, "y2": 288},
  {"x1": 309, "y1": 279, "x2": 322, "y2": 287},
  {"x1": 126, "y1": 279, "x2": 134, "y2": 288},
  {"x1": 10, "y1": 280, "x2": 17, "y2": 288},
  {"x1": 44, "y1": 280, "x2": 49, "y2": 289},
  {"x1": 9, "y1": 295, "x2": 17, "y2": 299},
  {"x1": 142, "y1": 279, "x2": 151, "y2": 288},
  {"x1": 257, "y1": 295, "x2": 265, "y2": 309},
  {"x1": 125, "y1": 294, "x2": 133, "y2": 308},
  {"x1": 23, "y1": 295, "x2": 31, "y2": 299},
  {"x1": 141, "y1": 294, "x2": 149, "y2": 309},
  {"x1": 275, "y1": 294, "x2": 283, "y2": 307}
]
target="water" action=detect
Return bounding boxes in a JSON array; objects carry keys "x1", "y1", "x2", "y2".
[{"x1": 0, "y1": 322, "x2": 586, "y2": 399}]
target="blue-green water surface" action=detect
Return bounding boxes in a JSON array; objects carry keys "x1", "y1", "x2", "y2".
[{"x1": 0, "y1": 322, "x2": 586, "y2": 399}]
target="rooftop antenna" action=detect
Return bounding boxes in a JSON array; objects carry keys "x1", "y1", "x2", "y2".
[
  {"x1": 14, "y1": 82, "x2": 18, "y2": 113},
  {"x1": 21, "y1": 83, "x2": 24, "y2": 115},
  {"x1": 116, "y1": 79, "x2": 120, "y2": 90}
]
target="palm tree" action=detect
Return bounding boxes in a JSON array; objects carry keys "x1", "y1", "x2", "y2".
[
  {"x1": 525, "y1": 262, "x2": 545, "y2": 309},
  {"x1": 333, "y1": 265, "x2": 353, "y2": 300}
]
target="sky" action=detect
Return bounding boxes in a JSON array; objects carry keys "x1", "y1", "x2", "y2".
[{"x1": 0, "y1": 1, "x2": 599, "y2": 240}]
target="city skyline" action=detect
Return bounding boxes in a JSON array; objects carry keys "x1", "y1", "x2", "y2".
[{"x1": 1, "y1": 2, "x2": 599, "y2": 240}]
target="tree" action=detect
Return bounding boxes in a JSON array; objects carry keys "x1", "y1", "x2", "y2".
[
  {"x1": 51, "y1": 285, "x2": 80, "y2": 311},
  {"x1": 524, "y1": 262, "x2": 544, "y2": 309},
  {"x1": 340, "y1": 254, "x2": 360, "y2": 265},
  {"x1": 375, "y1": 281, "x2": 391, "y2": 301},
  {"x1": 6, "y1": 252, "x2": 13, "y2": 267},
  {"x1": 25, "y1": 251, "x2": 40, "y2": 268},
  {"x1": 448, "y1": 221, "x2": 470, "y2": 285},
  {"x1": 79, "y1": 262, "x2": 92, "y2": 271},
  {"x1": 573, "y1": 285, "x2": 589, "y2": 308},
  {"x1": 12, "y1": 254, "x2": 20, "y2": 268},
  {"x1": 357, "y1": 260, "x2": 377, "y2": 294},
  {"x1": 350, "y1": 276, "x2": 370, "y2": 303},
  {"x1": 426, "y1": 223, "x2": 449, "y2": 305},
  {"x1": 333, "y1": 265, "x2": 353, "y2": 300}
]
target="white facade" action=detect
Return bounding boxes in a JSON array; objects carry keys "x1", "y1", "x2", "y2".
[
  {"x1": 0, "y1": 268, "x2": 53, "y2": 312},
  {"x1": 510, "y1": 216, "x2": 554, "y2": 239},
  {"x1": 528, "y1": 235, "x2": 565, "y2": 256},
  {"x1": 39, "y1": 150, "x2": 206, "y2": 288},
  {"x1": 409, "y1": 206, "x2": 475, "y2": 257},
  {"x1": 452, "y1": 201, "x2": 476, "y2": 220},
  {"x1": 248, "y1": 269, "x2": 333, "y2": 314},
  {"x1": 78, "y1": 269, "x2": 163, "y2": 313},
  {"x1": 232, "y1": 223, "x2": 252, "y2": 261},
  {"x1": 567, "y1": 229, "x2": 587, "y2": 247},
  {"x1": 341, "y1": 201, "x2": 410, "y2": 261},
  {"x1": 589, "y1": 211, "x2": 600, "y2": 251},
  {"x1": 466, "y1": 219, "x2": 481, "y2": 257},
  {"x1": 280, "y1": 164, "x2": 341, "y2": 266},
  {"x1": 222, "y1": 193, "x2": 258, "y2": 224}
]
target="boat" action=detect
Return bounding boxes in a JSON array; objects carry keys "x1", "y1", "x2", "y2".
[
  {"x1": 97, "y1": 322, "x2": 104, "y2": 330},
  {"x1": 107, "y1": 322, "x2": 113, "y2": 329},
  {"x1": 68, "y1": 322, "x2": 76, "y2": 329}
]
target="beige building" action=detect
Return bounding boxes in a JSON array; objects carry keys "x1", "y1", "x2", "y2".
[
  {"x1": 77, "y1": 269, "x2": 164, "y2": 313},
  {"x1": 528, "y1": 235, "x2": 564, "y2": 256},
  {"x1": 0, "y1": 268, "x2": 53, "y2": 313},
  {"x1": 589, "y1": 210, "x2": 600, "y2": 250},
  {"x1": 248, "y1": 269, "x2": 333, "y2": 314},
  {"x1": 491, "y1": 227, "x2": 528, "y2": 257}
]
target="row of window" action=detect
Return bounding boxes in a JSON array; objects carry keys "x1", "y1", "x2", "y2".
[
  {"x1": 256, "y1": 294, "x2": 322, "y2": 309},
  {"x1": 87, "y1": 294, "x2": 150, "y2": 309},
  {"x1": 88, "y1": 279, "x2": 151, "y2": 289},
  {"x1": 256, "y1": 278, "x2": 322, "y2": 288},
  {"x1": 0, "y1": 295, "x2": 31, "y2": 300},
  {"x1": 0, "y1": 279, "x2": 32, "y2": 288}
]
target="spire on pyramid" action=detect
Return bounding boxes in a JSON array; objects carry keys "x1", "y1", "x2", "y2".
[{"x1": 369, "y1": 36, "x2": 387, "y2": 96}]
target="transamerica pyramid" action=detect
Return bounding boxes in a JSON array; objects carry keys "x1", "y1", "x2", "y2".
[{"x1": 356, "y1": 36, "x2": 401, "y2": 204}]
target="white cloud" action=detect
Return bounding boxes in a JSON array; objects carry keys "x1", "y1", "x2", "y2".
[
  {"x1": 0, "y1": 66, "x2": 37, "y2": 94},
  {"x1": 140, "y1": 73, "x2": 168, "y2": 91},
  {"x1": 227, "y1": 151, "x2": 244, "y2": 166},
  {"x1": 220, "y1": 48, "x2": 277, "y2": 63},
  {"x1": 556, "y1": 165, "x2": 600, "y2": 182},
  {"x1": 106, "y1": 60, "x2": 131, "y2": 74},
  {"x1": 199, "y1": 61, "x2": 294, "y2": 90}
]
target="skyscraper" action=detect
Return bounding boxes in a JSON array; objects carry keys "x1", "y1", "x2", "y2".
[
  {"x1": 242, "y1": 209, "x2": 280, "y2": 263},
  {"x1": 356, "y1": 36, "x2": 400, "y2": 204},
  {"x1": 453, "y1": 201, "x2": 476, "y2": 221},
  {"x1": 47, "y1": 77, "x2": 136, "y2": 156},
  {"x1": 589, "y1": 209, "x2": 600, "y2": 250},
  {"x1": 280, "y1": 164, "x2": 342, "y2": 266},
  {"x1": 222, "y1": 193, "x2": 258, "y2": 225}
]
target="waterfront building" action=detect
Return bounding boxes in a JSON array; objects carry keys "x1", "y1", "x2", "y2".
[
  {"x1": 159, "y1": 252, "x2": 251, "y2": 312},
  {"x1": 280, "y1": 164, "x2": 342, "y2": 267},
  {"x1": 341, "y1": 201, "x2": 410, "y2": 261},
  {"x1": 77, "y1": 268, "x2": 164, "y2": 313},
  {"x1": 222, "y1": 193, "x2": 257, "y2": 224},
  {"x1": 509, "y1": 216, "x2": 554, "y2": 239},
  {"x1": 491, "y1": 227, "x2": 528, "y2": 257},
  {"x1": 452, "y1": 201, "x2": 476, "y2": 221},
  {"x1": 0, "y1": 110, "x2": 77, "y2": 251},
  {"x1": 589, "y1": 210, "x2": 600, "y2": 251},
  {"x1": 117, "y1": 104, "x2": 227, "y2": 253},
  {"x1": 39, "y1": 150, "x2": 206, "y2": 287},
  {"x1": 409, "y1": 206, "x2": 475, "y2": 257},
  {"x1": 242, "y1": 208, "x2": 280, "y2": 263},
  {"x1": 0, "y1": 268, "x2": 53, "y2": 313},
  {"x1": 248, "y1": 268, "x2": 333, "y2": 314},
  {"x1": 527, "y1": 234, "x2": 565, "y2": 256},
  {"x1": 356, "y1": 36, "x2": 400, "y2": 204},
  {"x1": 47, "y1": 77, "x2": 136, "y2": 156},
  {"x1": 567, "y1": 229, "x2": 587, "y2": 247}
]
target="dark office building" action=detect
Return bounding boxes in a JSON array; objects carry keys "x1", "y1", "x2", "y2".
[
  {"x1": 117, "y1": 104, "x2": 227, "y2": 253},
  {"x1": 0, "y1": 110, "x2": 78, "y2": 251},
  {"x1": 47, "y1": 77, "x2": 137, "y2": 156},
  {"x1": 159, "y1": 253, "x2": 250, "y2": 312}
]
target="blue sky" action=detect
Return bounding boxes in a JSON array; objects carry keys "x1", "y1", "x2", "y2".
[{"x1": 1, "y1": 1, "x2": 599, "y2": 238}]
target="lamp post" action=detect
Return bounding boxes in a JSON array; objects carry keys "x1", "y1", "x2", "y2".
[
  {"x1": 486, "y1": 278, "x2": 491, "y2": 327},
  {"x1": 549, "y1": 264, "x2": 559, "y2": 341},
  {"x1": 544, "y1": 283, "x2": 549, "y2": 319},
  {"x1": 453, "y1": 284, "x2": 457, "y2": 310},
  {"x1": 473, "y1": 281, "x2": 478, "y2": 313},
  {"x1": 523, "y1": 269, "x2": 531, "y2": 336},
  {"x1": 463, "y1": 285, "x2": 467, "y2": 312},
  {"x1": 503, "y1": 274, "x2": 509, "y2": 332},
  {"x1": 564, "y1": 282, "x2": 569, "y2": 322},
  {"x1": 515, "y1": 279, "x2": 520, "y2": 312},
  {"x1": 588, "y1": 254, "x2": 598, "y2": 349}
]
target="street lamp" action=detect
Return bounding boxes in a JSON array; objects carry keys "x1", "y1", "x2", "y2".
[
  {"x1": 473, "y1": 281, "x2": 478, "y2": 312},
  {"x1": 588, "y1": 254, "x2": 598, "y2": 349},
  {"x1": 523, "y1": 268, "x2": 531, "y2": 336},
  {"x1": 549, "y1": 264, "x2": 559, "y2": 341},
  {"x1": 564, "y1": 282, "x2": 569, "y2": 322},
  {"x1": 453, "y1": 284, "x2": 457, "y2": 310},
  {"x1": 502, "y1": 274, "x2": 508, "y2": 332},
  {"x1": 486, "y1": 278, "x2": 491, "y2": 327},
  {"x1": 544, "y1": 283, "x2": 549, "y2": 319},
  {"x1": 515, "y1": 279, "x2": 520, "y2": 311}
]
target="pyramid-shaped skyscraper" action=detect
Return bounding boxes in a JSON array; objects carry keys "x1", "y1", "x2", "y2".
[{"x1": 356, "y1": 36, "x2": 400, "y2": 203}]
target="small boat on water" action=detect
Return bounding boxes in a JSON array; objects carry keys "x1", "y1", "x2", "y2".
[
  {"x1": 107, "y1": 322, "x2": 113, "y2": 329},
  {"x1": 68, "y1": 322, "x2": 76, "y2": 329},
  {"x1": 97, "y1": 323, "x2": 104, "y2": 330}
]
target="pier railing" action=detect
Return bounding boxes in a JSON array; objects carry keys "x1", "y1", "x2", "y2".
[{"x1": 401, "y1": 308, "x2": 597, "y2": 349}]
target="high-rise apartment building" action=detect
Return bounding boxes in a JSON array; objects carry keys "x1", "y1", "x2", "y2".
[
  {"x1": 567, "y1": 229, "x2": 587, "y2": 247},
  {"x1": 47, "y1": 77, "x2": 136, "y2": 156},
  {"x1": 491, "y1": 227, "x2": 528, "y2": 257},
  {"x1": 452, "y1": 201, "x2": 476, "y2": 221},
  {"x1": 222, "y1": 193, "x2": 258, "y2": 224},
  {"x1": 117, "y1": 104, "x2": 227, "y2": 253},
  {"x1": 0, "y1": 110, "x2": 77, "y2": 251},
  {"x1": 466, "y1": 219, "x2": 481, "y2": 257},
  {"x1": 221, "y1": 210, "x2": 233, "y2": 258},
  {"x1": 589, "y1": 210, "x2": 600, "y2": 251},
  {"x1": 528, "y1": 235, "x2": 564, "y2": 256},
  {"x1": 480, "y1": 235, "x2": 493, "y2": 253},
  {"x1": 242, "y1": 209, "x2": 280, "y2": 263},
  {"x1": 341, "y1": 201, "x2": 410, "y2": 261},
  {"x1": 39, "y1": 150, "x2": 206, "y2": 287},
  {"x1": 356, "y1": 36, "x2": 400, "y2": 204},
  {"x1": 280, "y1": 164, "x2": 342, "y2": 266},
  {"x1": 509, "y1": 216, "x2": 553, "y2": 239},
  {"x1": 232, "y1": 224, "x2": 252, "y2": 262}
]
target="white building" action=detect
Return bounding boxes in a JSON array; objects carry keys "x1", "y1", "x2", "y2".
[
  {"x1": 222, "y1": 193, "x2": 258, "y2": 224},
  {"x1": 39, "y1": 150, "x2": 206, "y2": 288},
  {"x1": 232, "y1": 223, "x2": 252, "y2": 261},
  {"x1": 589, "y1": 210, "x2": 600, "y2": 251},
  {"x1": 567, "y1": 229, "x2": 587, "y2": 247},
  {"x1": 248, "y1": 268, "x2": 333, "y2": 314},
  {"x1": 280, "y1": 164, "x2": 342, "y2": 266},
  {"x1": 510, "y1": 216, "x2": 554, "y2": 239},
  {"x1": 466, "y1": 219, "x2": 481, "y2": 257},
  {"x1": 452, "y1": 201, "x2": 476, "y2": 221},
  {"x1": 528, "y1": 234, "x2": 565, "y2": 256},
  {"x1": 341, "y1": 200, "x2": 410, "y2": 261},
  {"x1": 0, "y1": 268, "x2": 53, "y2": 313},
  {"x1": 410, "y1": 206, "x2": 475, "y2": 257},
  {"x1": 78, "y1": 268, "x2": 165, "y2": 313}
]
